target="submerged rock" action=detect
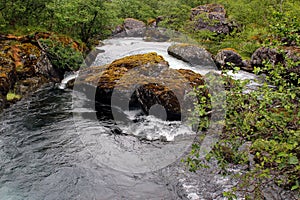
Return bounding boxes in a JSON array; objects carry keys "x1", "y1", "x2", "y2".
[
  {"x1": 76, "y1": 52, "x2": 206, "y2": 120},
  {"x1": 167, "y1": 43, "x2": 214, "y2": 67}
]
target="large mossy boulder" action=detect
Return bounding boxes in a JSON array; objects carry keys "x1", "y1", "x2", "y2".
[
  {"x1": 191, "y1": 4, "x2": 238, "y2": 34},
  {"x1": 167, "y1": 44, "x2": 214, "y2": 67},
  {"x1": 76, "y1": 52, "x2": 206, "y2": 120}
]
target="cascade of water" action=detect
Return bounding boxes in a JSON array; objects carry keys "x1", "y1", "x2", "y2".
[{"x1": 58, "y1": 71, "x2": 79, "y2": 89}]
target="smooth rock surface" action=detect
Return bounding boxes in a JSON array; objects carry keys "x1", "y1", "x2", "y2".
[{"x1": 167, "y1": 44, "x2": 214, "y2": 67}]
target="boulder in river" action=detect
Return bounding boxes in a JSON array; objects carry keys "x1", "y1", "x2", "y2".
[
  {"x1": 167, "y1": 43, "x2": 215, "y2": 67},
  {"x1": 143, "y1": 28, "x2": 170, "y2": 42},
  {"x1": 75, "y1": 52, "x2": 206, "y2": 120},
  {"x1": 113, "y1": 18, "x2": 146, "y2": 37},
  {"x1": 214, "y1": 48, "x2": 244, "y2": 69}
]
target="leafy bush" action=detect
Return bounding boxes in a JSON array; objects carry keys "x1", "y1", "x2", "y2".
[
  {"x1": 268, "y1": 11, "x2": 300, "y2": 46},
  {"x1": 39, "y1": 37, "x2": 84, "y2": 71}
]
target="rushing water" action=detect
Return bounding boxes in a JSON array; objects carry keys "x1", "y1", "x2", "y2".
[{"x1": 0, "y1": 37, "x2": 293, "y2": 200}]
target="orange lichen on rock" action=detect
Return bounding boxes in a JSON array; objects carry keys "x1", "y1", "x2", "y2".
[{"x1": 10, "y1": 45, "x2": 22, "y2": 67}]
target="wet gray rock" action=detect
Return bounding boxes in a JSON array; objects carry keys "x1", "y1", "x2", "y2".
[
  {"x1": 113, "y1": 18, "x2": 146, "y2": 37},
  {"x1": 191, "y1": 4, "x2": 238, "y2": 34},
  {"x1": 167, "y1": 44, "x2": 215, "y2": 67},
  {"x1": 36, "y1": 52, "x2": 62, "y2": 82},
  {"x1": 0, "y1": 94, "x2": 5, "y2": 112},
  {"x1": 124, "y1": 18, "x2": 146, "y2": 30},
  {"x1": 240, "y1": 60, "x2": 254, "y2": 72},
  {"x1": 143, "y1": 28, "x2": 170, "y2": 42},
  {"x1": 214, "y1": 49, "x2": 244, "y2": 69}
]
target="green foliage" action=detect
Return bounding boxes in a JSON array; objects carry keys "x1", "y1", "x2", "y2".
[
  {"x1": 39, "y1": 37, "x2": 84, "y2": 71},
  {"x1": 189, "y1": 85, "x2": 212, "y2": 131},
  {"x1": 45, "y1": 0, "x2": 119, "y2": 42},
  {"x1": 0, "y1": 0, "x2": 49, "y2": 26},
  {"x1": 114, "y1": 0, "x2": 156, "y2": 21},
  {"x1": 268, "y1": 11, "x2": 300, "y2": 46},
  {"x1": 156, "y1": 2, "x2": 191, "y2": 31},
  {"x1": 1, "y1": 0, "x2": 119, "y2": 43},
  {"x1": 185, "y1": 61, "x2": 300, "y2": 197}
]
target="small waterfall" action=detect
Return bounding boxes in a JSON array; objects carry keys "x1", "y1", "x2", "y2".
[{"x1": 58, "y1": 71, "x2": 79, "y2": 89}]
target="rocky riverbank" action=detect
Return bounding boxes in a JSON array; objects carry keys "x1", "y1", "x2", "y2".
[{"x1": 0, "y1": 32, "x2": 85, "y2": 112}]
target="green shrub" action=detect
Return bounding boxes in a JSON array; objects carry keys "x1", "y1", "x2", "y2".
[{"x1": 38, "y1": 37, "x2": 84, "y2": 71}]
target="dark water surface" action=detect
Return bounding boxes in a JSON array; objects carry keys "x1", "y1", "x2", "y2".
[{"x1": 0, "y1": 85, "x2": 184, "y2": 199}]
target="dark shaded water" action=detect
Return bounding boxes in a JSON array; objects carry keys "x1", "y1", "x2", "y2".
[{"x1": 0, "y1": 85, "x2": 179, "y2": 199}]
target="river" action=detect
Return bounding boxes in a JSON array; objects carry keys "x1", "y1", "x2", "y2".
[{"x1": 0, "y1": 37, "x2": 287, "y2": 200}]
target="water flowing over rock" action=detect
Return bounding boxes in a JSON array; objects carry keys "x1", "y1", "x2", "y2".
[
  {"x1": 191, "y1": 4, "x2": 238, "y2": 34},
  {"x1": 76, "y1": 52, "x2": 206, "y2": 120},
  {"x1": 167, "y1": 43, "x2": 214, "y2": 67}
]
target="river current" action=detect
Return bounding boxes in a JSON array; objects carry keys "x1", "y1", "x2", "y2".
[{"x1": 1, "y1": 37, "x2": 287, "y2": 200}]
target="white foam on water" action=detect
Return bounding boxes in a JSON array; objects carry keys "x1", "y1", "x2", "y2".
[
  {"x1": 119, "y1": 110, "x2": 195, "y2": 141},
  {"x1": 95, "y1": 37, "x2": 258, "y2": 81},
  {"x1": 58, "y1": 71, "x2": 79, "y2": 89}
]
